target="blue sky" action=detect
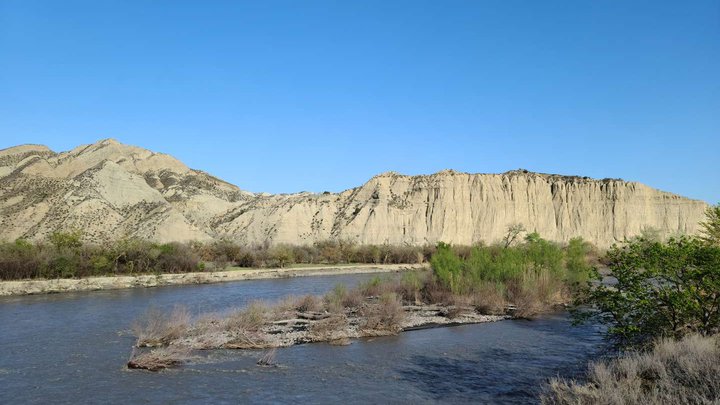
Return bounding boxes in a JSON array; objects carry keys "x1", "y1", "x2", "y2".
[{"x1": 1, "y1": 1, "x2": 718, "y2": 202}]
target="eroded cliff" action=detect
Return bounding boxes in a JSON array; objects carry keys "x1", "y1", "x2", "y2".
[{"x1": 0, "y1": 140, "x2": 708, "y2": 248}]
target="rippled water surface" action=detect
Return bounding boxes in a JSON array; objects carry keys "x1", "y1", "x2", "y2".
[{"x1": 0, "y1": 274, "x2": 605, "y2": 404}]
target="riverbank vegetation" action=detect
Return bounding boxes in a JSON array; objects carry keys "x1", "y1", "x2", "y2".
[
  {"x1": 127, "y1": 232, "x2": 598, "y2": 370},
  {"x1": 544, "y1": 204, "x2": 720, "y2": 404},
  {"x1": 0, "y1": 234, "x2": 430, "y2": 280},
  {"x1": 0, "y1": 230, "x2": 598, "y2": 282},
  {"x1": 542, "y1": 333, "x2": 720, "y2": 404}
]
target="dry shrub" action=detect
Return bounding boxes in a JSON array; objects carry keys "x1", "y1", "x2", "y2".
[
  {"x1": 444, "y1": 295, "x2": 472, "y2": 319},
  {"x1": 542, "y1": 334, "x2": 720, "y2": 404},
  {"x1": 507, "y1": 284, "x2": 544, "y2": 319},
  {"x1": 127, "y1": 345, "x2": 191, "y2": 371},
  {"x1": 192, "y1": 312, "x2": 223, "y2": 333},
  {"x1": 506, "y1": 274, "x2": 562, "y2": 318},
  {"x1": 397, "y1": 272, "x2": 426, "y2": 304},
  {"x1": 294, "y1": 294, "x2": 324, "y2": 313},
  {"x1": 132, "y1": 306, "x2": 191, "y2": 347},
  {"x1": 224, "y1": 330, "x2": 275, "y2": 349},
  {"x1": 309, "y1": 314, "x2": 350, "y2": 341},
  {"x1": 225, "y1": 301, "x2": 268, "y2": 332},
  {"x1": 324, "y1": 284, "x2": 364, "y2": 312},
  {"x1": 360, "y1": 293, "x2": 405, "y2": 333},
  {"x1": 269, "y1": 295, "x2": 301, "y2": 319},
  {"x1": 341, "y1": 288, "x2": 364, "y2": 308},
  {"x1": 471, "y1": 283, "x2": 507, "y2": 315},
  {"x1": 187, "y1": 312, "x2": 228, "y2": 347},
  {"x1": 421, "y1": 277, "x2": 454, "y2": 305},
  {"x1": 359, "y1": 276, "x2": 385, "y2": 297}
]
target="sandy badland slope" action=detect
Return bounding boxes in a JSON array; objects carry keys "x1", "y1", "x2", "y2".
[{"x1": 0, "y1": 139, "x2": 708, "y2": 248}]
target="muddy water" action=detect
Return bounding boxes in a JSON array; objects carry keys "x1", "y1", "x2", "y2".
[{"x1": 0, "y1": 274, "x2": 605, "y2": 404}]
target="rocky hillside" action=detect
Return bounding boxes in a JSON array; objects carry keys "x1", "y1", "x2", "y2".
[{"x1": 0, "y1": 139, "x2": 708, "y2": 248}]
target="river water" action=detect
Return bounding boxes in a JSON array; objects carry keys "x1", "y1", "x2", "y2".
[{"x1": 0, "y1": 273, "x2": 606, "y2": 404}]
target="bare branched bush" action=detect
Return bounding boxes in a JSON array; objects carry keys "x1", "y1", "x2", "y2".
[
  {"x1": 127, "y1": 345, "x2": 192, "y2": 371},
  {"x1": 224, "y1": 331, "x2": 275, "y2": 349},
  {"x1": 421, "y1": 277, "x2": 454, "y2": 305},
  {"x1": 360, "y1": 293, "x2": 405, "y2": 333},
  {"x1": 471, "y1": 282, "x2": 507, "y2": 315},
  {"x1": 294, "y1": 295, "x2": 324, "y2": 313},
  {"x1": 542, "y1": 334, "x2": 720, "y2": 404},
  {"x1": 324, "y1": 284, "x2": 364, "y2": 312},
  {"x1": 444, "y1": 295, "x2": 472, "y2": 319},
  {"x1": 309, "y1": 314, "x2": 350, "y2": 341},
  {"x1": 132, "y1": 306, "x2": 191, "y2": 347},
  {"x1": 225, "y1": 301, "x2": 269, "y2": 332}
]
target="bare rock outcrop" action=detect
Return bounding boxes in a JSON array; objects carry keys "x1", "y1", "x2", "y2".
[{"x1": 0, "y1": 139, "x2": 708, "y2": 248}]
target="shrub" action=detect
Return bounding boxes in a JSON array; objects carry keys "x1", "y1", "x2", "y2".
[
  {"x1": 360, "y1": 293, "x2": 405, "y2": 333},
  {"x1": 541, "y1": 334, "x2": 720, "y2": 404},
  {"x1": 49, "y1": 230, "x2": 83, "y2": 250},
  {"x1": 226, "y1": 301, "x2": 268, "y2": 332},
  {"x1": 428, "y1": 236, "x2": 579, "y2": 315},
  {"x1": 577, "y1": 236, "x2": 720, "y2": 347},
  {"x1": 267, "y1": 244, "x2": 295, "y2": 268},
  {"x1": 0, "y1": 238, "x2": 428, "y2": 280},
  {"x1": 471, "y1": 282, "x2": 507, "y2": 315},
  {"x1": 132, "y1": 306, "x2": 191, "y2": 347},
  {"x1": 294, "y1": 295, "x2": 324, "y2": 313},
  {"x1": 700, "y1": 203, "x2": 720, "y2": 246},
  {"x1": 309, "y1": 314, "x2": 350, "y2": 341},
  {"x1": 564, "y1": 237, "x2": 593, "y2": 287},
  {"x1": 127, "y1": 345, "x2": 192, "y2": 371},
  {"x1": 430, "y1": 242, "x2": 464, "y2": 293}
]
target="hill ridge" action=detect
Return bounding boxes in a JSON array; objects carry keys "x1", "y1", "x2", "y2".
[{"x1": 0, "y1": 139, "x2": 708, "y2": 247}]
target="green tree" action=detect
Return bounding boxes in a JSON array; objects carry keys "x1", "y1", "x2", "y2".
[
  {"x1": 578, "y1": 237, "x2": 720, "y2": 347},
  {"x1": 269, "y1": 244, "x2": 295, "y2": 268},
  {"x1": 49, "y1": 230, "x2": 83, "y2": 250},
  {"x1": 699, "y1": 204, "x2": 720, "y2": 246},
  {"x1": 503, "y1": 223, "x2": 526, "y2": 248}
]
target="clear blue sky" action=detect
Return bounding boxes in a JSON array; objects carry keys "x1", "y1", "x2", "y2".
[{"x1": 1, "y1": 1, "x2": 718, "y2": 202}]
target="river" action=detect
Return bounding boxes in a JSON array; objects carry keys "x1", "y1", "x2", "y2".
[{"x1": 0, "y1": 273, "x2": 605, "y2": 404}]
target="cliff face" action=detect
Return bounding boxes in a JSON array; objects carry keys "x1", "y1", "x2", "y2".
[{"x1": 0, "y1": 140, "x2": 709, "y2": 248}]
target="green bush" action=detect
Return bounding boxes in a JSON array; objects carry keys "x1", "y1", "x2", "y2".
[
  {"x1": 578, "y1": 236, "x2": 720, "y2": 347},
  {"x1": 700, "y1": 203, "x2": 720, "y2": 246},
  {"x1": 427, "y1": 235, "x2": 593, "y2": 315},
  {"x1": 430, "y1": 242, "x2": 464, "y2": 293}
]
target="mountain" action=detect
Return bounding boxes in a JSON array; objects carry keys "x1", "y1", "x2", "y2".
[{"x1": 0, "y1": 139, "x2": 708, "y2": 248}]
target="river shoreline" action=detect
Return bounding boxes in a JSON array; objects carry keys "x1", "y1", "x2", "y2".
[{"x1": 0, "y1": 263, "x2": 425, "y2": 297}]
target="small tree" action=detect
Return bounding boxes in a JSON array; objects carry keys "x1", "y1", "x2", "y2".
[
  {"x1": 503, "y1": 223, "x2": 526, "y2": 248},
  {"x1": 49, "y1": 230, "x2": 83, "y2": 250},
  {"x1": 700, "y1": 204, "x2": 720, "y2": 246},
  {"x1": 269, "y1": 244, "x2": 294, "y2": 268},
  {"x1": 577, "y1": 236, "x2": 720, "y2": 347}
]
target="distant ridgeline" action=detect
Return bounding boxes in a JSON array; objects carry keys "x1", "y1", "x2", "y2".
[{"x1": 0, "y1": 139, "x2": 708, "y2": 248}]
